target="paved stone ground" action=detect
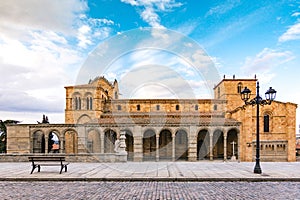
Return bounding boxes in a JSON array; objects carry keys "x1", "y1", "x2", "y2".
[
  {"x1": 0, "y1": 161, "x2": 300, "y2": 181},
  {"x1": 1, "y1": 181, "x2": 300, "y2": 199}
]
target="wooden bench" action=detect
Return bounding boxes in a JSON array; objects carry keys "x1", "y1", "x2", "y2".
[{"x1": 28, "y1": 156, "x2": 69, "y2": 174}]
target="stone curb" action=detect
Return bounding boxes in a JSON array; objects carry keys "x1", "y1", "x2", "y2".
[{"x1": 1, "y1": 177, "x2": 300, "y2": 182}]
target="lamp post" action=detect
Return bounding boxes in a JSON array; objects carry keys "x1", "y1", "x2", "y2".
[{"x1": 240, "y1": 81, "x2": 276, "y2": 174}]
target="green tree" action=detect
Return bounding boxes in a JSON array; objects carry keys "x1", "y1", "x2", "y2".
[{"x1": 0, "y1": 120, "x2": 20, "y2": 153}]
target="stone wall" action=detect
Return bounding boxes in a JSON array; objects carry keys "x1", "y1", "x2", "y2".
[{"x1": 0, "y1": 153, "x2": 127, "y2": 163}]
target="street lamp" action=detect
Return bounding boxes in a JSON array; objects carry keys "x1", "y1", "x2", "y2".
[{"x1": 240, "y1": 81, "x2": 277, "y2": 174}]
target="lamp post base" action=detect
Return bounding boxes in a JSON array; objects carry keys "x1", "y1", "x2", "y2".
[{"x1": 254, "y1": 163, "x2": 262, "y2": 174}]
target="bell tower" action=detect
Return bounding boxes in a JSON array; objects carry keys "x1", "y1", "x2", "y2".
[{"x1": 214, "y1": 75, "x2": 257, "y2": 112}]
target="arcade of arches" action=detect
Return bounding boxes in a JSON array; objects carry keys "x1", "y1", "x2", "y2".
[{"x1": 27, "y1": 124, "x2": 239, "y2": 162}]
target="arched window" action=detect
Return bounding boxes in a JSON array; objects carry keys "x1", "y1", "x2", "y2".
[
  {"x1": 218, "y1": 87, "x2": 220, "y2": 99},
  {"x1": 195, "y1": 105, "x2": 198, "y2": 111},
  {"x1": 86, "y1": 97, "x2": 89, "y2": 110},
  {"x1": 237, "y1": 82, "x2": 243, "y2": 94},
  {"x1": 137, "y1": 104, "x2": 140, "y2": 111},
  {"x1": 86, "y1": 97, "x2": 93, "y2": 110},
  {"x1": 176, "y1": 105, "x2": 180, "y2": 111},
  {"x1": 74, "y1": 97, "x2": 81, "y2": 110},
  {"x1": 90, "y1": 97, "x2": 93, "y2": 110},
  {"x1": 264, "y1": 114, "x2": 270, "y2": 132},
  {"x1": 75, "y1": 97, "x2": 78, "y2": 110}
]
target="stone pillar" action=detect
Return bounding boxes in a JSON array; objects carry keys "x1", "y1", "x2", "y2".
[
  {"x1": 188, "y1": 126, "x2": 197, "y2": 161},
  {"x1": 45, "y1": 136, "x2": 48, "y2": 154},
  {"x1": 156, "y1": 134, "x2": 160, "y2": 162},
  {"x1": 133, "y1": 125, "x2": 143, "y2": 162},
  {"x1": 116, "y1": 130, "x2": 127, "y2": 162},
  {"x1": 60, "y1": 139, "x2": 64, "y2": 153},
  {"x1": 172, "y1": 134, "x2": 176, "y2": 161},
  {"x1": 209, "y1": 131, "x2": 213, "y2": 161},
  {"x1": 223, "y1": 131, "x2": 227, "y2": 161},
  {"x1": 100, "y1": 131, "x2": 104, "y2": 153}
]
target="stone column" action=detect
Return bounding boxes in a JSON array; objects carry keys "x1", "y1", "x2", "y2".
[
  {"x1": 133, "y1": 125, "x2": 143, "y2": 162},
  {"x1": 188, "y1": 126, "x2": 197, "y2": 161},
  {"x1": 172, "y1": 134, "x2": 176, "y2": 161},
  {"x1": 156, "y1": 134, "x2": 160, "y2": 162},
  {"x1": 60, "y1": 139, "x2": 64, "y2": 153},
  {"x1": 116, "y1": 130, "x2": 127, "y2": 162},
  {"x1": 209, "y1": 130, "x2": 213, "y2": 161},
  {"x1": 45, "y1": 136, "x2": 48, "y2": 154},
  {"x1": 223, "y1": 131, "x2": 227, "y2": 161},
  {"x1": 100, "y1": 131, "x2": 104, "y2": 153}
]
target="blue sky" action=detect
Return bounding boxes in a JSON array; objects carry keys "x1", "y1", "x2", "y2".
[{"x1": 0, "y1": 0, "x2": 299, "y2": 130}]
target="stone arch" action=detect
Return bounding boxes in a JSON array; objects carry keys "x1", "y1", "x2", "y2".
[
  {"x1": 143, "y1": 129, "x2": 156, "y2": 161},
  {"x1": 77, "y1": 114, "x2": 92, "y2": 124},
  {"x1": 104, "y1": 129, "x2": 117, "y2": 153},
  {"x1": 175, "y1": 129, "x2": 188, "y2": 160},
  {"x1": 197, "y1": 129, "x2": 210, "y2": 160},
  {"x1": 159, "y1": 129, "x2": 172, "y2": 160},
  {"x1": 32, "y1": 130, "x2": 45, "y2": 153},
  {"x1": 64, "y1": 129, "x2": 78, "y2": 154},
  {"x1": 227, "y1": 128, "x2": 238, "y2": 159},
  {"x1": 213, "y1": 129, "x2": 224, "y2": 159},
  {"x1": 87, "y1": 129, "x2": 101, "y2": 153},
  {"x1": 124, "y1": 129, "x2": 134, "y2": 161},
  {"x1": 48, "y1": 130, "x2": 60, "y2": 153}
]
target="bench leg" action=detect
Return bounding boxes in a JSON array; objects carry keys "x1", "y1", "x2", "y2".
[
  {"x1": 30, "y1": 164, "x2": 40, "y2": 174},
  {"x1": 60, "y1": 165, "x2": 64, "y2": 174},
  {"x1": 30, "y1": 165, "x2": 36, "y2": 174}
]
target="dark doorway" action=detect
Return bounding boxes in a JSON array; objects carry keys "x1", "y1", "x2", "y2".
[
  {"x1": 159, "y1": 129, "x2": 172, "y2": 160},
  {"x1": 175, "y1": 130, "x2": 188, "y2": 160},
  {"x1": 143, "y1": 130, "x2": 156, "y2": 161},
  {"x1": 197, "y1": 130, "x2": 209, "y2": 160},
  {"x1": 125, "y1": 130, "x2": 134, "y2": 161}
]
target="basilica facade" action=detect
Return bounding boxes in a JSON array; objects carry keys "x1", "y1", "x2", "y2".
[{"x1": 7, "y1": 76, "x2": 297, "y2": 162}]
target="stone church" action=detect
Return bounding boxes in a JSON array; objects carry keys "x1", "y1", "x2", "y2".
[{"x1": 6, "y1": 76, "x2": 297, "y2": 162}]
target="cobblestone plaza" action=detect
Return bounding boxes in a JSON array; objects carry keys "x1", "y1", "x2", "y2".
[
  {"x1": 2, "y1": 181, "x2": 300, "y2": 199},
  {"x1": 0, "y1": 161, "x2": 300, "y2": 199}
]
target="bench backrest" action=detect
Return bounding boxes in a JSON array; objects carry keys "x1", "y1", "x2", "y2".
[{"x1": 28, "y1": 156, "x2": 66, "y2": 162}]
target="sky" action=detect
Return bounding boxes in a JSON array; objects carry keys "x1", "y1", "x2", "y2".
[{"x1": 0, "y1": 0, "x2": 300, "y2": 131}]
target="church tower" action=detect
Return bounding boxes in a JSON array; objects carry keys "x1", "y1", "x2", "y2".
[{"x1": 213, "y1": 75, "x2": 257, "y2": 112}]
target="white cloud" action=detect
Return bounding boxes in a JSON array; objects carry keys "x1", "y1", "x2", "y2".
[
  {"x1": 241, "y1": 48, "x2": 295, "y2": 81},
  {"x1": 121, "y1": 0, "x2": 182, "y2": 28},
  {"x1": 292, "y1": 12, "x2": 300, "y2": 17},
  {"x1": 0, "y1": 0, "x2": 88, "y2": 39},
  {"x1": 279, "y1": 22, "x2": 300, "y2": 42},
  {"x1": 206, "y1": 0, "x2": 241, "y2": 17},
  {"x1": 0, "y1": 0, "x2": 119, "y2": 123},
  {"x1": 76, "y1": 15, "x2": 116, "y2": 49}
]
